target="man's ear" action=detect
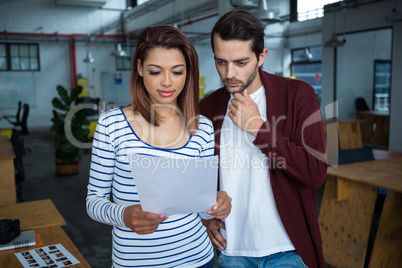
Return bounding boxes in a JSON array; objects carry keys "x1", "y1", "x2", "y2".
[
  {"x1": 137, "y1": 59, "x2": 143, "y2": 77},
  {"x1": 258, "y1": 48, "x2": 268, "y2": 67}
]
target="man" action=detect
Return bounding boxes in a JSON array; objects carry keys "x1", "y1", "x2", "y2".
[{"x1": 200, "y1": 10, "x2": 327, "y2": 268}]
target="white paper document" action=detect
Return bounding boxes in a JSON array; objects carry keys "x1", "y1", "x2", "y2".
[{"x1": 130, "y1": 154, "x2": 219, "y2": 215}]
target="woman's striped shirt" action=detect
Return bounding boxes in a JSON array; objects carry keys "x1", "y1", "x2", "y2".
[{"x1": 86, "y1": 108, "x2": 215, "y2": 268}]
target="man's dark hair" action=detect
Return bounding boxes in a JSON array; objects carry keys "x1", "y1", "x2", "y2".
[{"x1": 211, "y1": 10, "x2": 265, "y2": 59}]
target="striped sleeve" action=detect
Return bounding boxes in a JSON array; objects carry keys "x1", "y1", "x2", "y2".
[
  {"x1": 86, "y1": 112, "x2": 128, "y2": 227},
  {"x1": 197, "y1": 116, "x2": 216, "y2": 220},
  {"x1": 198, "y1": 116, "x2": 215, "y2": 158}
]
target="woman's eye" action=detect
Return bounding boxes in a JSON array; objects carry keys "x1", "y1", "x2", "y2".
[
  {"x1": 149, "y1": 71, "x2": 160, "y2": 75},
  {"x1": 173, "y1": 71, "x2": 184, "y2": 75}
]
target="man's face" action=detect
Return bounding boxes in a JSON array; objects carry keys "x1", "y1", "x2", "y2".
[{"x1": 213, "y1": 34, "x2": 265, "y2": 95}]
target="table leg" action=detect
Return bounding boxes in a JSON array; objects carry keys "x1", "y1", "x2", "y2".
[
  {"x1": 0, "y1": 158, "x2": 16, "y2": 205},
  {"x1": 319, "y1": 176, "x2": 378, "y2": 268},
  {"x1": 368, "y1": 191, "x2": 402, "y2": 268}
]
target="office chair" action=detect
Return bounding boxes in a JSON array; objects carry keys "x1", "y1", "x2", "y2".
[
  {"x1": 10, "y1": 129, "x2": 25, "y2": 202},
  {"x1": 338, "y1": 147, "x2": 374, "y2": 164},
  {"x1": 19, "y1": 103, "x2": 30, "y2": 135},
  {"x1": 4, "y1": 101, "x2": 22, "y2": 126},
  {"x1": 355, "y1": 97, "x2": 370, "y2": 111}
]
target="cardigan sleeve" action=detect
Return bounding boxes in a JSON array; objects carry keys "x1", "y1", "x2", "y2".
[
  {"x1": 253, "y1": 82, "x2": 327, "y2": 190},
  {"x1": 86, "y1": 114, "x2": 128, "y2": 227}
]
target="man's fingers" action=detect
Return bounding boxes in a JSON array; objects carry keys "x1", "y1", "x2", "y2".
[
  {"x1": 228, "y1": 103, "x2": 236, "y2": 113},
  {"x1": 231, "y1": 97, "x2": 241, "y2": 107},
  {"x1": 207, "y1": 229, "x2": 226, "y2": 250},
  {"x1": 243, "y1": 89, "x2": 252, "y2": 100},
  {"x1": 233, "y1": 92, "x2": 245, "y2": 101},
  {"x1": 218, "y1": 221, "x2": 226, "y2": 230}
]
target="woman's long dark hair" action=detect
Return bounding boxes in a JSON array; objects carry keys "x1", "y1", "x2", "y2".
[{"x1": 129, "y1": 25, "x2": 199, "y2": 135}]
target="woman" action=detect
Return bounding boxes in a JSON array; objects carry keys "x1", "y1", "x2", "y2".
[{"x1": 86, "y1": 25, "x2": 231, "y2": 268}]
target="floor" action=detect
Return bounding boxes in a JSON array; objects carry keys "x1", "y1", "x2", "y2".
[
  {"x1": 18, "y1": 130, "x2": 339, "y2": 268},
  {"x1": 20, "y1": 130, "x2": 113, "y2": 268}
]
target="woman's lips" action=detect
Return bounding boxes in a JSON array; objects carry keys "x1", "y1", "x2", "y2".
[{"x1": 157, "y1": 90, "x2": 174, "y2": 97}]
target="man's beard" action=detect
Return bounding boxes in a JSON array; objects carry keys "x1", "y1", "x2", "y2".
[{"x1": 223, "y1": 64, "x2": 258, "y2": 94}]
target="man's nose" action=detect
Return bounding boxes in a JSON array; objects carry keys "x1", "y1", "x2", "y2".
[{"x1": 226, "y1": 64, "x2": 236, "y2": 79}]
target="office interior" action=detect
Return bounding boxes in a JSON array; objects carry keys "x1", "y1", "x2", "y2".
[{"x1": 0, "y1": 0, "x2": 401, "y2": 267}]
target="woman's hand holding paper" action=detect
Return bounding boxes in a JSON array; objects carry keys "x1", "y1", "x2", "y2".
[{"x1": 123, "y1": 204, "x2": 168, "y2": 234}]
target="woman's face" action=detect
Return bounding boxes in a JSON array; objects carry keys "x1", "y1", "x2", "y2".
[{"x1": 138, "y1": 47, "x2": 187, "y2": 107}]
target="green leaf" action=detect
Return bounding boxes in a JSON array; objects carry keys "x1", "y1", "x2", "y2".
[
  {"x1": 70, "y1": 86, "x2": 83, "y2": 102},
  {"x1": 56, "y1": 85, "x2": 69, "y2": 105},
  {"x1": 52, "y1": 97, "x2": 68, "y2": 112}
]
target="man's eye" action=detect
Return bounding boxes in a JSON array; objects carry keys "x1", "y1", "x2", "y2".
[
  {"x1": 216, "y1": 61, "x2": 225, "y2": 65},
  {"x1": 237, "y1": 62, "x2": 246, "y2": 66}
]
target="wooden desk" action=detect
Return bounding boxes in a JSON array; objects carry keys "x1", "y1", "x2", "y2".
[
  {"x1": 320, "y1": 157, "x2": 402, "y2": 268},
  {"x1": 0, "y1": 199, "x2": 66, "y2": 230},
  {"x1": 0, "y1": 226, "x2": 91, "y2": 268},
  {"x1": 323, "y1": 119, "x2": 363, "y2": 150},
  {"x1": 0, "y1": 135, "x2": 16, "y2": 206}
]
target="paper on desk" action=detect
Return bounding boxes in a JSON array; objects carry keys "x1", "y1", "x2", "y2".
[
  {"x1": 130, "y1": 154, "x2": 218, "y2": 215},
  {"x1": 15, "y1": 243, "x2": 79, "y2": 268}
]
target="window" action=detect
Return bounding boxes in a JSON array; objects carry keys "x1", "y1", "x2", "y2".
[
  {"x1": 116, "y1": 45, "x2": 136, "y2": 70},
  {"x1": 373, "y1": 60, "x2": 391, "y2": 111},
  {"x1": 137, "y1": 0, "x2": 149, "y2": 4},
  {"x1": 296, "y1": 0, "x2": 343, "y2": 21},
  {"x1": 291, "y1": 46, "x2": 322, "y2": 103},
  {"x1": 0, "y1": 43, "x2": 40, "y2": 71}
]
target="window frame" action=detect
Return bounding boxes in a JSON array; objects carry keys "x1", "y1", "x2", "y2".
[
  {"x1": 290, "y1": 0, "x2": 344, "y2": 22},
  {"x1": 373, "y1": 60, "x2": 391, "y2": 111},
  {"x1": 0, "y1": 43, "x2": 40, "y2": 72},
  {"x1": 291, "y1": 46, "x2": 323, "y2": 103}
]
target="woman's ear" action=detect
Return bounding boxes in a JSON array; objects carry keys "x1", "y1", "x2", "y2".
[{"x1": 137, "y1": 59, "x2": 143, "y2": 77}]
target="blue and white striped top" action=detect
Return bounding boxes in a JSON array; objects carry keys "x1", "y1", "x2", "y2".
[{"x1": 86, "y1": 108, "x2": 215, "y2": 268}]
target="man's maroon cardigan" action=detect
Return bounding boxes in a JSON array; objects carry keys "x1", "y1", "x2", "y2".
[{"x1": 199, "y1": 68, "x2": 327, "y2": 268}]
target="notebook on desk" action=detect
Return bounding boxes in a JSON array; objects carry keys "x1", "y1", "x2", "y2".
[{"x1": 0, "y1": 230, "x2": 43, "y2": 251}]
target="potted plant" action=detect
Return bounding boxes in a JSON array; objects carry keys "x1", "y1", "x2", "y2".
[{"x1": 51, "y1": 85, "x2": 90, "y2": 175}]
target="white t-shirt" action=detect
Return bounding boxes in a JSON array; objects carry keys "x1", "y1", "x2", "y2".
[{"x1": 219, "y1": 86, "x2": 295, "y2": 257}]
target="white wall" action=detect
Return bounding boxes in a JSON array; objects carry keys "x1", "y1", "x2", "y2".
[
  {"x1": 321, "y1": 0, "x2": 402, "y2": 152},
  {"x1": 0, "y1": 0, "x2": 125, "y2": 35},
  {"x1": 0, "y1": 0, "x2": 124, "y2": 130},
  {"x1": 336, "y1": 29, "x2": 392, "y2": 119},
  {"x1": 75, "y1": 42, "x2": 117, "y2": 98}
]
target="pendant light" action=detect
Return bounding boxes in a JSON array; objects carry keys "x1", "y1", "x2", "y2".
[
  {"x1": 253, "y1": 0, "x2": 282, "y2": 24},
  {"x1": 299, "y1": 48, "x2": 313, "y2": 60},
  {"x1": 325, "y1": 10, "x2": 345, "y2": 47},
  {"x1": 300, "y1": 33, "x2": 312, "y2": 60},
  {"x1": 111, "y1": 43, "x2": 127, "y2": 57},
  {"x1": 325, "y1": 32, "x2": 344, "y2": 47},
  {"x1": 83, "y1": 52, "x2": 95, "y2": 63}
]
